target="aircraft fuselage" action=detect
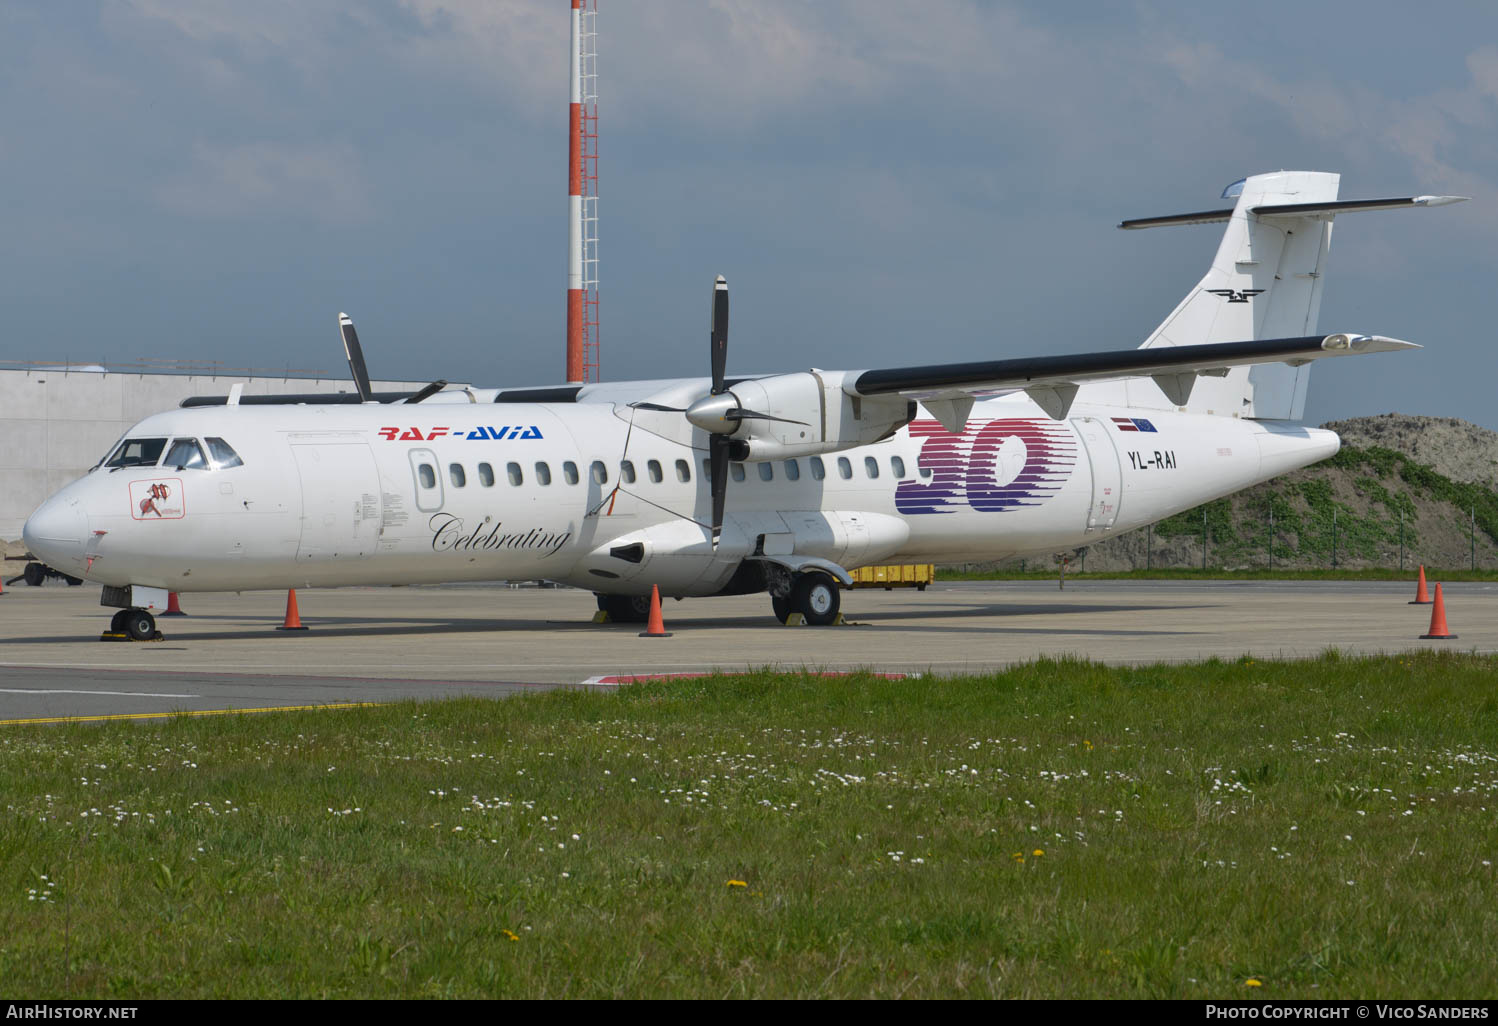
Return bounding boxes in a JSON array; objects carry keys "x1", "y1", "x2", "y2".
[{"x1": 23, "y1": 394, "x2": 1337, "y2": 598}]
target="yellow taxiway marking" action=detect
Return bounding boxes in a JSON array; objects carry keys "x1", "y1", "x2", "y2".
[{"x1": 0, "y1": 702, "x2": 385, "y2": 726}]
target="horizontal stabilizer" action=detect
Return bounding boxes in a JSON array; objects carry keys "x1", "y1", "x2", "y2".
[
  {"x1": 1253, "y1": 195, "x2": 1468, "y2": 218},
  {"x1": 1119, "y1": 208, "x2": 1233, "y2": 230},
  {"x1": 1120, "y1": 194, "x2": 1467, "y2": 229}
]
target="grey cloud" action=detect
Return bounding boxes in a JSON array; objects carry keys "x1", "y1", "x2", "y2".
[{"x1": 155, "y1": 141, "x2": 373, "y2": 223}]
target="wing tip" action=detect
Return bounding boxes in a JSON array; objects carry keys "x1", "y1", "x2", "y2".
[{"x1": 1324, "y1": 333, "x2": 1421, "y2": 354}]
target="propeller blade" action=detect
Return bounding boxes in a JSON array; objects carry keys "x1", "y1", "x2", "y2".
[
  {"x1": 709, "y1": 433, "x2": 729, "y2": 547},
  {"x1": 710, "y1": 275, "x2": 729, "y2": 395},
  {"x1": 338, "y1": 312, "x2": 373, "y2": 403},
  {"x1": 404, "y1": 380, "x2": 448, "y2": 404},
  {"x1": 725, "y1": 408, "x2": 807, "y2": 426}
]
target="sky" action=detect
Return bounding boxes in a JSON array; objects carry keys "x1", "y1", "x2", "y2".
[{"x1": 2, "y1": 1, "x2": 1495, "y2": 429}]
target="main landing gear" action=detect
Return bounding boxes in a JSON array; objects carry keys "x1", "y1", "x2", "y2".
[
  {"x1": 769, "y1": 571, "x2": 842, "y2": 627},
  {"x1": 105, "y1": 608, "x2": 160, "y2": 642}
]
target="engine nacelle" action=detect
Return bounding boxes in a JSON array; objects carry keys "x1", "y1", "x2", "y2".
[{"x1": 725, "y1": 370, "x2": 913, "y2": 461}]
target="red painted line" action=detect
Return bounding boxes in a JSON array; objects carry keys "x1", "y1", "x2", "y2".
[{"x1": 0, "y1": 664, "x2": 555, "y2": 690}]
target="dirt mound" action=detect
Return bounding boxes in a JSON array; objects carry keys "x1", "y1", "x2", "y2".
[
  {"x1": 1325, "y1": 413, "x2": 1498, "y2": 490},
  {"x1": 986, "y1": 414, "x2": 1498, "y2": 574}
]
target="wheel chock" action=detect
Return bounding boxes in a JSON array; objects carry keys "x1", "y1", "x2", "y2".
[
  {"x1": 784, "y1": 612, "x2": 851, "y2": 627},
  {"x1": 99, "y1": 631, "x2": 165, "y2": 643},
  {"x1": 592, "y1": 610, "x2": 612, "y2": 624}
]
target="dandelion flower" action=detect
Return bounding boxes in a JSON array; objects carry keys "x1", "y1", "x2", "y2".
[
  {"x1": 1245, "y1": 978, "x2": 1263, "y2": 987},
  {"x1": 501, "y1": 929, "x2": 519, "y2": 942},
  {"x1": 726, "y1": 879, "x2": 747, "y2": 888},
  {"x1": 1032, "y1": 849, "x2": 1045, "y2": 857}
]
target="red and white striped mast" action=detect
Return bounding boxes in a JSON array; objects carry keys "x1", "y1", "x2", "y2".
[{"x1": 566, "y1": 0, "x2": 599, "y2": 383}]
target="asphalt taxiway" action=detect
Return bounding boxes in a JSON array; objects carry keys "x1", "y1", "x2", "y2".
[{"x1": 1, "y1": 578, "x2": 1493, "y2": 723}]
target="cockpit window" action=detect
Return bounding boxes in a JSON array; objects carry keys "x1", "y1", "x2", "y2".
[
  {"x1": 205, "y1": 437, "x2": 244, "y2": 469},
  {"x1": 104, "y1": 437, "x2": 167, "y2": 468},
  {"x1": 164, "y1": 438, "x2": 208, "y2": 470}
]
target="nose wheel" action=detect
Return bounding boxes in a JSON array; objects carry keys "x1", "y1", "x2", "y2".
[
  {"x1": 594, "y1": 592, "x2": 653, "y2": 624},
  {"x1": 105, "y1": 608, "x2": 161, "y2": 642}
]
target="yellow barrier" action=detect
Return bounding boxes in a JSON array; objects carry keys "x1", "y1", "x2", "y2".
[{"x1": 849, "y1": 564, "x2": 934, "y2": 590}]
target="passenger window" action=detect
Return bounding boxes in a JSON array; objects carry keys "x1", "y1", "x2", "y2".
[
  {"x1": 647, "y1": 459, "x2": 663, "y2": 483},
  {"x1": 730, "y1": 463, "x2": 746, "y2": 483},
  {"x1": 563, "y1": 461, "x2": 580, "y2": 485},
  {"x1": 478, "y1": 462, "x2": 495, "y2": 487},
  {"x1": 837, "y1": 457, "x2": 852, "y2": 480},
  {"x1": 864, "y1": 456, "x2": 879, "y2": 479},
  {"x1": 810, "y1": 457, "x2": 826, "y2": 481},
  {"x1": 591, "y1": 461, "x2": 608, "y2": 484},
  {"x1": 536, "y1": 462, "x2": 552, "y2": 486},
  {"x1": 106, "y1": 438, "x2": 168, "y2": 468},
  {"x1": 675, "y1": 459, "x2": 691, "y2": 483},
  {"x1": 891, "y1": 456, "x2": 906, "y2": 478},
  {"x1": 785, "y1": 459, "x2": 800, "y2": 481},
  {"x1": 164, "y1": 438, "x2": 208, "y2": 470},
  {"x1": 418, "y1": 464, "x2": 436, "y2": 489},
  {"x1": 621, "y1": 460, "x2": 637, "y2": 484},
  {"x1": 919, "y1": 465, "x2": 932, "y2": 479},
  {"x1": 204, "y1": 437, "x2": 244, "y2": 469},
  {"x1": 449, "y1": 463, "x2": 466, "y2": 487},
  {"x1": 758, "y1": 463, "x2": 774, "y2": 482},
  {"x1": 507, "y1": 462, "x2": 523, "y2": 486}
]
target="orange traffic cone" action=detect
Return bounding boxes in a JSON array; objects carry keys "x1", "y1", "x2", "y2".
[
  {"x1": 276, "y1": 589, "x2": 309, "y2": 631},
  {"x1": 638, "y1": 585, "x2": 672, "y2": 638},
  {"x1": 1410, "y1": 565, "x2": 1432, "y2": 605},
  {"x1": 162, "y1": 591, "x2": 187, "y2": 616},
  {"x1": 1420, "y1": 583, "x2": 1457, "y2": 640}
]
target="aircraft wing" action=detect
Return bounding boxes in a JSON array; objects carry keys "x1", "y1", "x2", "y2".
[{"x1": 845, "y1": 333, "x2": 1416, "y2": 424}]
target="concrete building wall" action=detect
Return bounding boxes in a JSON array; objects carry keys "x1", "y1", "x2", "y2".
[{"x1": 0, "y1": 369, "x2": 438, "y2": 540}]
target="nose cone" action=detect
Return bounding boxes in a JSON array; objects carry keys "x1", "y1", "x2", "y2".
[{"x1": 22, "y1": 496, "x2": 88, "y2": 572}]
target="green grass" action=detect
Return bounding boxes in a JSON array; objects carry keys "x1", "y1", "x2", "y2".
[
  {"x1": 937, "y1": 566, "x2": 1498, "y2": 582},
  {"x1": 4, "y1": 654, "x2": 1498, "y2": 998}
]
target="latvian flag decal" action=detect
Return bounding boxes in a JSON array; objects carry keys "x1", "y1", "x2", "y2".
[{"x1": 1111, "y1": 417, "x2": 1158, "y2": 433}]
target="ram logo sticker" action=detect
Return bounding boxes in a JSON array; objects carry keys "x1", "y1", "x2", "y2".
[
  {"x1": 130, "y1": 479, "x2": 185, "y2": 520},
  {"x1": 1205, "y1": 288, "x2": 1265, "y2": 304}
]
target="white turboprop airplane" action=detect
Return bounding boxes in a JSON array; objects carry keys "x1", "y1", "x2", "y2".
[{"x1": 23, "y1": 171, "x2": 1464, "y2": 640}]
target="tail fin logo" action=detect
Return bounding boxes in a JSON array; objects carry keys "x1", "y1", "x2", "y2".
[{"x1": 1206, "y1": 288, "x2": 1265, "y2": 304}]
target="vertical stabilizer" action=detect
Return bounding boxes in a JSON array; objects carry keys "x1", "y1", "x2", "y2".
[{"x1": 1122, "y1": 171, "x2": 1339, "y2": 419}]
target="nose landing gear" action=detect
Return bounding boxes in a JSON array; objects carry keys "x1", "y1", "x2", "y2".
[
  {"x1": 593, "y1": 592, "x2": 653, "y2": 625},
  {"x1": 103, "y1": 608, "x2": 162, "y2": 642}
]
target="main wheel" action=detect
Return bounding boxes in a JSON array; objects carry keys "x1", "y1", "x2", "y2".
[
  {"x1": 23, "y1": 563, "x2": 45, "y2": 587},
  {"x1": 123, "y1": 609, "x2": 157, "y2": 642},
  {"x1": 600, "y1": 593, "x2": 652, "y2": 624},
  {"x1": 109, "y1": 609, "x2": 130, "y2": 633},
  {"x1": 791, "y1": 574, "x2": 841, "y2": 627},
  {"x1": 770, "y1": 594, "x2": 791, "y2": 624}
]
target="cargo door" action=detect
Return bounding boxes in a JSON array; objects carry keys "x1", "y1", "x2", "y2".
[
  {"x1": 1070, "y1": 417, "x2": 1122, "y2": 531},
  {"x1": 292, "y1": 442, "x2": 382, "y2": 561}
]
